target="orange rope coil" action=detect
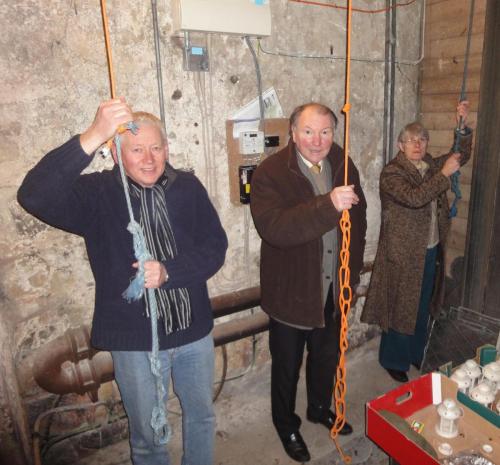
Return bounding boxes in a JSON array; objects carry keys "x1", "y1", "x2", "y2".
[{"x1": 329, "y1": 1, "x2": 353, "y2": 463}]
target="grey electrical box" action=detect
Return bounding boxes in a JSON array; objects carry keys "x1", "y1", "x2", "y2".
[
  {"x1": 172, "y1": 0, "x2": 271, "y2": 36},
  {"x1": 184, "y1": 45, "x2": 209, "y2": 72}
]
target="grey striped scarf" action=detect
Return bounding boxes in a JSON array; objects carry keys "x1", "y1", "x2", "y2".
[{"x1": 129, "y1": 174, "x2": 192, "y2": 335}]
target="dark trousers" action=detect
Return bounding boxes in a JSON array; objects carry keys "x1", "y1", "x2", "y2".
[
  {"x1": 379, "y1": 245, "x2": 438, "y2": 372},
  {"x1": 269, "y1": 285, "x2": 340, "y2": 439}
]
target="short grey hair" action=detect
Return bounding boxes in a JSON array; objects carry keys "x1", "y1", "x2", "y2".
[
  {"x1": 132, "y1": 111, "x2": 168, "y2": 144},
  {"x1": 397, "y1": 121, "x2": 429, "y2": 143}
]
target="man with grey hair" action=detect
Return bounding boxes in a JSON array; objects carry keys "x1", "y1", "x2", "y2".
[
  {"x1": 251, "y1": 102, "x2": 367, "y2": 462},
  {"x1": 18, "y1": 98, "x2": 228, "y2": 465}
]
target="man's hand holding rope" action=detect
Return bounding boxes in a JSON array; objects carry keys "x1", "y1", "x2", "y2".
[
  {"x1": 330, "y1": 185, "x2": 360, "y2": 212},
  {"x1": 80, "y1": 98, "x2": 133, "y2": 155},
  {"x1": 133, "y1": 261, "x2": 168, "y2": 289}
]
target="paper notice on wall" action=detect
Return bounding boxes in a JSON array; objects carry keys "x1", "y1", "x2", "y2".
[{"x1": 231, "y1": 87, "x2": 284, "y2": 138}]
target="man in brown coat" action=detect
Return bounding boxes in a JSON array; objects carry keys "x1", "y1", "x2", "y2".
[
  {"x1": 250, "y1": 103, "x2": 367, "y2": 463},
  {"x1": 361, "y1": 101, "x2": 472, "y2": 383}
]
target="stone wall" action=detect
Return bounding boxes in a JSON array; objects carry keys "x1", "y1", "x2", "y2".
[{"x1": 1, "y1": 0, "x2": 422, "y2": 462}]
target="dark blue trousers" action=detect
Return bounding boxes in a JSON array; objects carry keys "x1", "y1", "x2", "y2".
[{"x1": 379, "y1": 245, "x2": 438, "y2": 372}]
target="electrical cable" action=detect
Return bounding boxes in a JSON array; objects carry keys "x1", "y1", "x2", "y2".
[
  {"x1": 214, "y1": 335, "x2": 259, "y2": 386},
  {"x1": 212, "y1": 345, "x2": 229, "y2": 402},
  {"x1": 151, "y1": 0, "x2": 167, "y2": 130},
  {"x1": 244, "y1": 36, "x2": 265, "y2": 132},
  {"x1": 257, "y1": 0, "x2": 425, "y2": 67},
  {"x1": 289, "y1": 0, "x2": 417, "y2": 13},
  {"x1": 33, "y1": 401, "x2": 107, "y2": 465},
  {"x1": 40, "y1": 394, "x2": 62, "y2": 451},
  {"x1": 41, "y1": 412, "x2": 127, "y2": 459},
  {"x1": 193, "y1": 55, "x2": 220, "y2": 200}
]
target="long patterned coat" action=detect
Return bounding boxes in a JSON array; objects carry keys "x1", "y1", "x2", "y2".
[{"x1": 361, "y1": 130, "x2": 472, "y2": 335}]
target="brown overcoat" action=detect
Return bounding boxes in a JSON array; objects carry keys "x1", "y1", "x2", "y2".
[
  {"x1": 361, "y1": 130, "x2": 473, "y2": 335},
  {"x1": 250, "y1": 140, "x2": 367, "y2": 328}
]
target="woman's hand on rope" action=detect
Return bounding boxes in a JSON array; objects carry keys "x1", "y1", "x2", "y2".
[
  {"x1": 456, "y1": 100, "x2": 470, "y2": 129},
  {"x1": 441, "y1": 153, "x2": 461, "y2": 177},
  {"x1": 80, "y1": 98, "x2": 133, "y2": 155},
  {"x1": 330, "y1": 185, "x2": 359, "y2": 212},
  {"x1": 133, "y1": 260, "x2": 169, "y2": 288}
]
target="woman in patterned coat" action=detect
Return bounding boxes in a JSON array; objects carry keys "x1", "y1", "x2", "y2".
[{"x1": 361, "y1": 101, "x2": 472, "y2": 383}]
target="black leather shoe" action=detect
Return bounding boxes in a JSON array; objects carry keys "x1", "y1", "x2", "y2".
[
  {"x1": 280, "y1": 431, "x2": 311, "y2": 463},
  {"x1": 386, "y1": 368, "x2": 409, "y2": 383},
  {"x1": 306, "y1": 409, "x2": 353, "y2": 435}
]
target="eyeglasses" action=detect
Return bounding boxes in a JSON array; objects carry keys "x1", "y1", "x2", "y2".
[{"x1": 403, "y1": 137, "x2": 428, "y2": 146}]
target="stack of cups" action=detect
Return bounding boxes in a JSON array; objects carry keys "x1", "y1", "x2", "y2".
[
  {"x1": 461, "y1": 359, "x2": 482, "y2": 389},
  {"x1": 481, "y1": 361, "x2": 500, "y2": 394},
  {"x1": 450, "y1": 367, "x2": 472, "y2": 394},
  {"x1": 469, "y1": 382, "x2": 496, "y2": 408}
]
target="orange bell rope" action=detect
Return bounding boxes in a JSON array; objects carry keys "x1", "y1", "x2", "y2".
[
  {"x1": 100, "y1": 0, "x2": 116, "y2": 99},
  {"x1": 330, "y1": 1, "x2": 353, "y2": 463},
  {"x1": 100, "y1": 0, "x2": 129, "y2": 146}
]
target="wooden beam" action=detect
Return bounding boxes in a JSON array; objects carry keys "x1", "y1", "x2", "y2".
[
  {"x1": 420, "y1": 55, "x2": 483, "y2": 79},
  {"x1": 421, "y1": 111, "x2": 477, "y2": 129},
  {"x1": 427, "y1": 14, "x2": 485, "y2": 42},
  {"x1": 428, "y1": 129, "x2": 455, "y2": 147},
  {"x1": 421, "y1": 74, "x2": 481, "y2": 94},
  {"x1": 421, "y1": 93, "x2": 479, "y2": 112},
  {"x1": 428, "y1": 32, "x2": 484, "y2": 59},
  {"x1": 462, "y1": 0, "x2": 500, "y2": 314},
  {"x1": 427, "y1": 0, "x2": 486, "y2": 23}
]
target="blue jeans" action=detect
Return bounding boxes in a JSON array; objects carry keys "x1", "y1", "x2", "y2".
[{"x1": 112, "y1": 333, "x2": 215, "y2": 465}]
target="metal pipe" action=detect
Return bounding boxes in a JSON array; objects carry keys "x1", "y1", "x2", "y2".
[
  {"x1": 388, "y1": 0, "x2": 397, "y2": 162},
  {"x1": 32, "y1": 287, "x2": 263, "y2": 396},
  {"x1": 33, "y1": 313, "x2": 268, "y2": 397},
  {"x1": 383, "y1": 0, "x2": 397, "y2": 165},
  {"x1": 211, "y1": 286, "x2": 260, "y2": 318},
  {"x1": 31, "y1": 283, "x2": 366, "y2": 396},
  {"x1": 213, "y1": 312, "x2": 269, "y2": 347},
  {"x1": 33, "y1": 327, "x2": 93, "y2": 392},
  {"x1": 151, "y1": 0, "x2": 166, "y2": 129}
]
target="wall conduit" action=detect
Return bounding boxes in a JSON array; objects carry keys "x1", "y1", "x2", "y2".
[
  {"x1": 32, "y1": 287, "x2": 264, "y2": 398},
  {"x1": 31, "y1": 282, "x2": 369, "y2": 398}
]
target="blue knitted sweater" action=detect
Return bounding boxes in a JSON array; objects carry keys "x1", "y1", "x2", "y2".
[{"x1": 18, "y1": 136, "x2": 228, "y2": 351}]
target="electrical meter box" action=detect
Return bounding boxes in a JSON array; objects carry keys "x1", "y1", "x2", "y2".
[
  {"x1": 172, "y1": 0, "x2": 271, "y2": 36},
  {"x1": 239, "y1": 131, "x2": 265, "y2": 155}
]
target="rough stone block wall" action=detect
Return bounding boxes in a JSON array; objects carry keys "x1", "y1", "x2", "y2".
[{"x1": 1, "y1": 1, "x2": 422, "y2": 462}]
